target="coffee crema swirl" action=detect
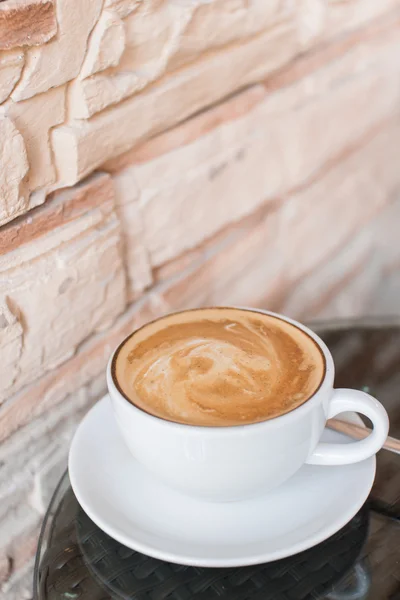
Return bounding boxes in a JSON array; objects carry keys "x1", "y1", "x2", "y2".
[{"x1": 114, "y1": 308, "x2": 325, "y2": 426}]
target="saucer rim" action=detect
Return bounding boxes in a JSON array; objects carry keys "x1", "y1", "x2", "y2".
[{"x1": 69, "y1": 395, "x2": 376, "y2": 567}]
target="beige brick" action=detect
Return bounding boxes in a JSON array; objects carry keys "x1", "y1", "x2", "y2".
[
  {"x1": 79, "y1": 9, "x2": 125, "y2": 79},
  {"x1": 324, "y1": 0, "x2": 400, "y2": 40},
  {"x1": 105, "y1": 84, "x2": 266, "y2": 172},
  {"x1": 169, "y1": 0, "x2": 283, "y2": 70},
  {"x1": 319, "y1": 254, "x2": 383, "y2": 320},
  {"x1": 0, "y1": 173, "x2": 127, "y2": 402},
  {"x1": 0, "y1": 475, "x2": 33, "y2": 529},
  {"x1": 2, "y1": 86, "x2": 66, "y2": 219},
  {"x1": 360, "y1": 196, "x2": 400, "y2": 316},
  {"x1": 0, "y1": 504, "x2": 39, "y2": 566},
  {"x1": 0, "y1": 115, "x2": 29, "y2": 226},
  {"x1": 30, "y1": 445, "x2": 69, "y2": 514},
  {"x1": 138, "y1": 118, "x2": 280, "y2": 268},
  {"x1": 66, "y1": 0, "x2": 400, "y2": 121},
  {"x1": 0, "y1": 300, "x2": 23, "y2": 405},
  {"x1": 11, "y1": 0, "x2": 102, "y2": 101},
  {"x1": 7, "y1": 526, "x2": 40, "y2": 574},
  {"x1": 0, "y1": 377, "x2": 102, "y2": 518},
  {"x1": 0, "y1": 554, "x2": 10, "y2": 585},
  {"x1": 372, "y1": 196, "x2": 400, "y2": 270},
  {"x1": 274, "y1": 118, "x2": 400, "y2": 282},
  {"x1": 0, "y1": 557, "x2": 35, "y2": 600},
  {"x1": 278, "y1": 116, "x2": 400, "y2": 319},
  {"x1": 0, "y1": 170, "x2": 116, "y2": 254},
  {"x1": 257, "y1": 29, "x2": 400, "y2": 193},
  {"x1": 110, "y1": 50, "x2": 400, "y2": 272},
  {"x1": 105, "y1": 0, "x2": 140, "y2": 19},
  {"x1": 281, "y1": 233, "x2": 377, "y2": 320},
  {"x1": 296, "y1": 0, "x2": 327, "y2": 47},
  {"x1": 265, "y1": 9, "x2": 400, "y2": 96},
  {"x1": 157, "y1": 116, "x2": 400, "y2": 311},
  {"x1": 108, "y1": 86, "x2": 265, "y2": 288},
  {"x1": 65, "y1": 10, "x2": 295, "y2": 123},
  {"x1": 157, "y1": 207, "x2": 286, "y2": 312},
  {"x1": 112, "y1": 170, "x2": 153, "y2": 300},
  {"x1": 0, "y1": 0, "x2": 57, "y2": 51},
  {"x1": 68, "y1": 0, "x2": 285, "y2": 120},
  {"x1": 123, "y1": 0, "x2": 192, "y2": 71},
  {"x1": 296, "y1": 0, "x2": 400, "y2": 49},
  {"x1": 68, "y1": 0, "x2": 193, "y2": 119},
  {"x1": 57, "y1": 21, "x2": 400, "y2": 190},
  {"x1": 112, "y1": 85, "x2": 283, "y2": 268},
  {"x1": 0, "y1": 295, "x2": 158, "y2": 442},
  {"x1": 370, "y1": 268, "x2": 400, "y2": 317},
  {"x1": 0, "y1": 50, "x2": 24, "y2": 104}
]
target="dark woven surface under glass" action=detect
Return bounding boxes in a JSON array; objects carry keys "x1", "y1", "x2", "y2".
[
  {"x1": 34, "y1": 318, "x2": 400, "y2": 600},
  {"x1": 37, "y1": 492, "x2": 369, "y2": 600}
]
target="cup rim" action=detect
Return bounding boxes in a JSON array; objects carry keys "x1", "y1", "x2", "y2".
[{"x1": 107, "y1": 307, "x2": 334, "y2": 432}]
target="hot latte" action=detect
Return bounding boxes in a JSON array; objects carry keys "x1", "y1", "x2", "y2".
[{"x1": 113, "y1": 308, "x2": 325, "y2": 426}]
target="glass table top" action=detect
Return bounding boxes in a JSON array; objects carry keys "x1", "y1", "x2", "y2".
[{"x1": 34, "y1": 318, "x2": 400, "y2": 600}]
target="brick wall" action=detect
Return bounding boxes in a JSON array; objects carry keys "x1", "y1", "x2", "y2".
[{"x1": 1, "y1": 1, "x2": 400, "y2": 597}]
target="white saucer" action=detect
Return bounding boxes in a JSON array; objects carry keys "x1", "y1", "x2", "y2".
[{"x1": 69, "y1": 396, "x2": 375, "y2": 568}]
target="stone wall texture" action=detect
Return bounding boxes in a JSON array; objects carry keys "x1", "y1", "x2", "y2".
[{"x1": 0, "y1": 1, "x2": 400, "y2": 597}]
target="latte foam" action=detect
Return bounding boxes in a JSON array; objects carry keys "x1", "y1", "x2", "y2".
[{"x1": 113, "y1": 308, "x2": 325, "y2": 426}]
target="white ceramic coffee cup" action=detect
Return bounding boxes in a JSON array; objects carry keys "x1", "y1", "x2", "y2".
[{"x1": 107, "y1": 308, "x2": 389, "y2": 501}]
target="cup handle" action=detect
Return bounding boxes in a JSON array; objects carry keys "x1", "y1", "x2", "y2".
[{"x1": 307, "y1": 388, "x2": 389, "y2": 465}]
